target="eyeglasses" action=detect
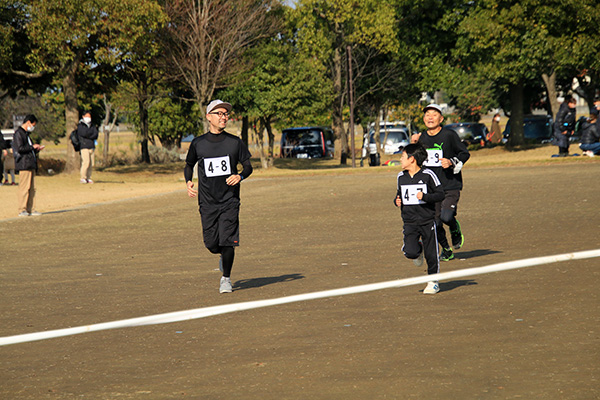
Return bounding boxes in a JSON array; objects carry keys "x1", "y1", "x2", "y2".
[{"x1": 209, "y1": 111, "x2": 229, "y2": 119}]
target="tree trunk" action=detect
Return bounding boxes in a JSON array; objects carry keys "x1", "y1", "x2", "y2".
[
  {"x1": 542, "y1": 71, "x2": 559, "y2": 118},
  {"x1": 332, "y1": 44, "x2": 347, "y2": 164},
  {"x1": 241, "y1": 116, "x2": 249, "y2": 148},
  {"x1": 252, "y1": 118, "x2": 268, "y2": 169},
  {"x1": 138, "y1": 98, "x2": 150, "y2": 163},
  {"x1": 63, "y1": 62, "x2": 80, "y2": 173},
  {"x1": 101, "y1": 94, "x2": 117, "y2": 162},
  {"x1": 264, "y1": 117, "x2": 275, "y2": 168},
  {"x1": 572, "y1": 74, "x2": 597, "y2": 109},
  {"x1": 508, "y1": 81, "x2": 525, "y2": 147}
]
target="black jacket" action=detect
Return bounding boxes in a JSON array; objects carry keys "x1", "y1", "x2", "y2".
[
  {"x1": 12, "y1": 126, "x2": 39, "y2": 171},
  {"x1": 76, "y1": 121, "x2": 99, "y2": 150},
  {"x1": 580, "y1": 120, "x2": 599, "y2": 145},
  {"x1": 396, "y1": 168, "x2": 445, "y2": 225},
  {"x1": 554, "y1": 103, "x2": 576, "y2": 134}
]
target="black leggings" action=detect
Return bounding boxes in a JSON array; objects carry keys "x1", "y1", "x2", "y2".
[{"x1": 220, "y1": 246, "x2": 235, "y2": 278}]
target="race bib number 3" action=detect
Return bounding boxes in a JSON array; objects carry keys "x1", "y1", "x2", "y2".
[
  {"x1": 424, "y1": 149, "x2": 443, "y2": 167},
  {"x1": 204, "y1": 156, "x2": 231, "y2": 177},
  {"x1": 401, "y1": 184, "x2": 427, "y2": 205}
]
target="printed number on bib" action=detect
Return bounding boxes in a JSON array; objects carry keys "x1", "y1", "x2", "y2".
[
  {"x1": 204, "y1": 156, "x2": 231, "y2": 177},
  {"x1": 401, "y1": 184, "x2": 427, "y2": 205},
  {"x1": 424, "y1": 149, "x2": 443, "y2": 167}
]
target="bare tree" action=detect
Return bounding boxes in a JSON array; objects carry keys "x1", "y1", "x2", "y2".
[{"x1": 163, "y1": 0, "x2": 280, "y2": 128}]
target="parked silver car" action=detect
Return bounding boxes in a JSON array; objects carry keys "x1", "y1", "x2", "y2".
[{"x1": 362, "y1": 122, "x2": 410, "y2": 166}]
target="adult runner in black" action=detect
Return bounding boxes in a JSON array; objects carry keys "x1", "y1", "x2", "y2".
[
  {"x1": 184, "y1": 100, "x2": 253, "y2": 293},
  {"x1": 411, "y1": 104, "x2": 470, "y2": 262}
]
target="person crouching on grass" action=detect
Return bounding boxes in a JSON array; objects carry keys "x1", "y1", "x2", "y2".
[{"x1": 395, "y1": 143, "x2": 445, "y2": 294}]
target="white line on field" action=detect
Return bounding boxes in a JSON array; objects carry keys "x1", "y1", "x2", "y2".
[{"x1": 1, "y1": 249, "x2": 599, "y2": 346}]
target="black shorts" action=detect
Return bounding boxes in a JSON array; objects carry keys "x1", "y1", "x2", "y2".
[
  {"x1": 436, "y1": 189, "x2": 460, "y2": 217},
  {"x1": 199, "y1": 198, "x2": 240, "y2": 250}
]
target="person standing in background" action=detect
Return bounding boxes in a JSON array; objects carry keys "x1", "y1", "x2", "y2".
[
  {"x1": 77, "y1": 111, "x2": 98, "y2": 184},
  {"x1": 3, "y1": 140, "x2": 16, "y2": 185},
  {"x1": 12, "y1": 114, "x2": 44, "y2": 216},
  {"x1": 0, "y1": 133, "x2": 5, "y2": 186},
  {"x1": 553, "y1": 96, "x2": 577, "y2": 157},
  {"x1": 487, "y1": 113, "x2": 503, "y2": 144}
]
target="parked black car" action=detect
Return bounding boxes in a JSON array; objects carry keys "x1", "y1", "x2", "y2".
[
  {"x1": 502, "y1": 115, "x2": 553, "y2": 143},
  {"x1": 280, "y1": 127, "x2": 334, "y2": 158},
  {"x1": 445, "y1": 122, "x2": 488, "y2": 146}
]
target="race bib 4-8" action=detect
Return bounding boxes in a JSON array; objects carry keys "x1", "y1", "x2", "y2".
[
  {"x1": 204, "y1": 156, "x2": 231, "y2": 177},
  {"x1": 400, "y1": 184, "x2": 427, "y2": 205}
]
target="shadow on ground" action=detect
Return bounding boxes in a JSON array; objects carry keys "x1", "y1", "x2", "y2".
[
  {"x1": 454, "y1": 249, "x2": 502, "y2": 260},
  {"x1": 273, "y1": 158, "x2": 350, "y2": 170},
  {"x1": 99, "y1": 162, "x2": 182, "y2": 174},
  {"x1": 234, "y1": 273, "x2": 305, "y2": 290},
  {"x1": 439, "y1": 279, "x2": 478, "y2": 292}
]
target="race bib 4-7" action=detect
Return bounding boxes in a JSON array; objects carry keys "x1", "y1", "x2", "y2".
[{"x1": 400, "y1": 184, "x2": 427, "y2": 205}]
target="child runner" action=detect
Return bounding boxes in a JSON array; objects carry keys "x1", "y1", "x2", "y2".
[{"x1": 395, "y1": 143, "x2": 445, "y2": 294}]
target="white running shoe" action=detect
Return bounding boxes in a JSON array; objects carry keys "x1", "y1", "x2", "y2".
[
  {"x1": 219, "y1": 277, "x2": 232, "y2": 293},
  {"x1": 29, "y1": 211, "x2": 42, "y2": 216},
  {"x1": 413, "y1": 251, "x2": 424, "y2": 267},
  {"x1": 80, "y1": 178, "x2": 88, "y2": 184},
  {"x1": 423, "y1": 281, "x2": 440, "y2": 294}
]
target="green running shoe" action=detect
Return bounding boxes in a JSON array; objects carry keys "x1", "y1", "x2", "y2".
[{"x1": 440, "y1": 247, "x2": 454, "y2": 261}]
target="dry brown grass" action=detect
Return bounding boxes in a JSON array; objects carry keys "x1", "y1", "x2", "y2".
[{"x1": 0, "y1": 129, "x2": 596, "y2": 220}]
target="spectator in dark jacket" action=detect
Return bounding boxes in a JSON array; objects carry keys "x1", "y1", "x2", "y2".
[
  {"x1": 579, "y1": 108, "x2": 600, "y2": 157},
  {"x1": 594, "y1": 97, "x2": 600, "y2": 137},
  {"x1": 553, "y1": 96, "x2": 577, "y2": 156},
  {"x1": 77, "y1": 111, "x2": 99, "y2": 184},
  {"x1": 12, "y1": 114, "x2": 44, "y2": 216},
  {"x1": 0, "y1": 133, "x2": 5, "y2": 186}
]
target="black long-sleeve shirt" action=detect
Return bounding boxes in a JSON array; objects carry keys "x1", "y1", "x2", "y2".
[
  {"x1": 184, "y1": 131, "x2": 252, "y2": 205},
  {"x1": 417, "y1": 127, "x2": 470, "y2": 191}
]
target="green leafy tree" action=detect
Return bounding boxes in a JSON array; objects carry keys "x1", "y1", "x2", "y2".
[
  {"x1": 225, "y1": 38, "x2": 333, "y2": 168},
  {"x1": 453, "y1": 1, "x2": 551, "y2": 146},
  {"x1": 453, "y1": 0, "x2": 600, "y2": 146},
  {"x1": 292, "y1": 0, "x2": 399, "y2": 163},
  {"x1": 22, "y1": 0, "x2": 165, "y2": 170},
  {"x1": 534, "y1": 0, "x2": 600, "y2": 115},
  {"x1": 147, "y1": 96, "x2": 201, "y2": 150}
]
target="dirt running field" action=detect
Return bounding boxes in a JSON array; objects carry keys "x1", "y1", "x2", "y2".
[{"x1": 0, "y1": 158, "x2": 599, "y2": 399}]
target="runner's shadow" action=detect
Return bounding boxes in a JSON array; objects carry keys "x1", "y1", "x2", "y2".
[
  {"x1": 234, "y1": 273, "x2": 305, "y2": 290},
  {"x1": 439, "y1": 279, "x2": 478, "y2": 292},
  {"x1": 454, "y1": 249, "x2": 502, "y2": 259}
]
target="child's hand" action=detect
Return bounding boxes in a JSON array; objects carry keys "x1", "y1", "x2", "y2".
[
  {"x1": 416, "y1": 191, "x2": 424, "y2": 200},
  {"x1": 395, "y1": 195, "x2": 402, "y2": 207}
]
